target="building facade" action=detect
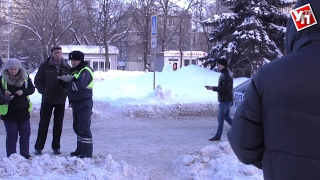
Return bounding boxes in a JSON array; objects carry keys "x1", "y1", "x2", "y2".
[
  {"x1": 153, "y1": 50, "x2": 207, "y2": 72},
  {"x1": 60, "y1": 45, "x2": 119, "y2": 71}
]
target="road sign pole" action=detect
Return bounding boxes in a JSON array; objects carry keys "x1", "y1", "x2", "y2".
[
  {"x1": 151, "y1": 15, "x2": 157, "y2": 90},
  {"x1": 153, "y1": 49, "x2": 156, "y2": 90}
]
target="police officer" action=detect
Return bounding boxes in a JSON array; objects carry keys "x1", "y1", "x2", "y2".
[{"x1": 66, "y1": 51, "x2": 94, "y2": 158}]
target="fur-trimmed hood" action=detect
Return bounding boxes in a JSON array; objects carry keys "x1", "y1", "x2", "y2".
[{"x1": 1, "y1": 66, "x2": 27, "y2": 87}]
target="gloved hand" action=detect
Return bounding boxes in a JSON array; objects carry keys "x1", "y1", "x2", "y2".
[{"x1": 57, "y1": 75, "x2": 75, "y2": 82}]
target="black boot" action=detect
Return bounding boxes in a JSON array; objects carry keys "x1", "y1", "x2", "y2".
[
  {"x1": 79, "y1": 141, "x2": 93, "y2": 158},
  {"x1": 70, "y1": 151, "x2": 81, "y2": 156},
  {"x1": 209, "y1": 136, "x2": 221, "y2": 141},
  {"x1": 70, "y1": 140, "x2": 81, "y2": 156}
]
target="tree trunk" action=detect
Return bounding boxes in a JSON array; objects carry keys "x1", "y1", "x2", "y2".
[{"x1": 104, "y1": 45, "x2": 109, "y2": 71}]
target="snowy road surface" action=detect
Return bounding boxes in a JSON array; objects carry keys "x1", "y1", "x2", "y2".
[{"x1": 0, "y1": 101, "x2": 262, "y2": 180}]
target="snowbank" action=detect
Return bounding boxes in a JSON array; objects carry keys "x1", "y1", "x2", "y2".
[
  {"x1": 122, "y1": 102, "x2": 219, "y2": 118},
  {"x1": 173, "y1": 142, "x2": 263, "y2": 180},
  {"x1": 0, "y1": 154, "x2": 148, "y2": 180}
]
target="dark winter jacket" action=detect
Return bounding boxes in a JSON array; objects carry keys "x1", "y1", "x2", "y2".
[
  {"x1": 212, "y1": 67, "x2": 233, "y2": 102},
  {"x1": 67, "y1": 61, "x2": 93, "y2": 108},
  {"x1": 34, "y1": 56, "x2": 71, "y2": 104},
  {"x1": 228, "y1": 1, "x2": 320, "y2": 179},
  {"x1": 0, "y1": 67, "x2": 35, "y2": 122}
]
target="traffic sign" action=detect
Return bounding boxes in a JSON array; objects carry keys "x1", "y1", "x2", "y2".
[
  {"x1": 151, "y1": 38, "x2": 157, "y2": 48},
  {"x1": 151, "y1": 15, "x2": 157, "y2": 37}
]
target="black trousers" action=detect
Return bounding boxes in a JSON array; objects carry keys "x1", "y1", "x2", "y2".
[{"x1": 34, "y1": 102, "x2": 65, "y2": 150}]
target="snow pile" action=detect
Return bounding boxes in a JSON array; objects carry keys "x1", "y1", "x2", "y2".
[
  {"x1": 173, "y1": 142, "x2": 263, "y2": 180},
  {"x1": 162, "y1": 63, "x2": 175, "y2": 73},
  {"x1": 122, "y1": 102, "x2": 219, "y2": 118},
  {"x1": 0, "y1": 154, "x2": 148, "y2": 180},
  {"x1": 146, "y1": 85, "x2": 172, "y2": 99},
  {"x1": 29, "y1": 65, "x2": 249, "y2": 119}
]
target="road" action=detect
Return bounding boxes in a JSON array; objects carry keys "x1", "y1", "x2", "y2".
[{"x1": 0, "y1": 101, "x2": 231, "y2": 179}]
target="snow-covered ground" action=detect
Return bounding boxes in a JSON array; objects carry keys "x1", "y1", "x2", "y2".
[{"x1": 0, "y1": 65, "x2": 263, "y2": 179}]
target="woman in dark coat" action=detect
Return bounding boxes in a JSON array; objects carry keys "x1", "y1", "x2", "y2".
[{"x1": 0, "y1": 58, "x2": 35, "y2": 159}]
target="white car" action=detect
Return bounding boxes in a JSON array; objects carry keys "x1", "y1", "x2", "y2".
[{"x1": 230, "y1": 79, "x2": 251, "y2": 117}]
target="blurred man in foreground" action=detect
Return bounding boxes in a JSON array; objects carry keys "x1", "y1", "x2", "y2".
[{"x1": 228, "y1": 1, "x2": 320, "y2": 179}]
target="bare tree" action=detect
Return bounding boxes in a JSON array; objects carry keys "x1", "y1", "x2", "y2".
[
  {"x1": 192, "y1": 0, "x2": 212, "y2": 52},
  {"x1": 7, "y1": 0, "x2": 75, "y2": 61},
  {"x1": 0, "y1": 0, "x2": 234, "y2": 70},
  {"x1": 190, "y1": 0, "x2": 230, "y2": 52},
  {"x1": 58, "y1": 0, "x2": 94, "y2": 45},
  {"x1": 124, "y1": 0, "x2": 158, "y2": 71},
  {"x1": 88, "y1": 0, "x2": 131, "y2": 70},
  {"x1": 167, "y1": 1, "x2": 197, "y2": 68},
  {"x1": 156, "y1": 0, "x2": 178, "y2": 52}
]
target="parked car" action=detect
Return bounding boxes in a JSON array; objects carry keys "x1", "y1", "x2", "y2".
[{"x1": 230, "y1": 79, "x2": 251, "y2": 117}]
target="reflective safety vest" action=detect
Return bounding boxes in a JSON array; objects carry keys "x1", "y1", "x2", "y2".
[
  {"x1": 0, "y1": 75, "x2": 32, "y2": 115},
  {"x1": 72, "y1": 66, "x2": 94, "y2": 89}
]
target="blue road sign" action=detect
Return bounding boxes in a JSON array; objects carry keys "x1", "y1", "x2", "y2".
[{"x1": 151, "y1": 15, "x2": 157, "y2": 37}]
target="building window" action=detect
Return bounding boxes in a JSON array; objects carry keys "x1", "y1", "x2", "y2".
[
  {"x1": 93, "y1": 62, "x2": 98, "y2": 71},
  {"x1": 169, "y1": 19, "x2": 176, "y2": 27},
  {"x1": 100, "y1": 61, "x2": 104, "y2": 69},
  {"x1": 107, "y1": 61, "x2": 110, "y2": 70},
  {"x1": 91, "y1": 61, "x2": 106, "y2": 71},
  {"x1": 123, "y1": 51, "x2": 127, "y2": 58},
  {"x1": 191, "y1": 60, "x2": 197, "y2": 65},
  {"x1": 172, "y1": 35, "x2": 178, "y2": 43},
  {"x1": 184, "y1": 59, "x2": 190, "y2": 66},
  {"x1": 117, "y1": 66, "x2": 125, "y2": 70}
]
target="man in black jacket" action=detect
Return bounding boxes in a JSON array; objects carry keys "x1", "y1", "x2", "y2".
[
  {"x1": 205, "y1": 58, "x2": 233, "y2": 141},
  {"x1": 34, "y1": 45, "x2": 71, "y2": 155},
  {"x1": 227, "y1": 0, "x2": 320, "y2": 179}
]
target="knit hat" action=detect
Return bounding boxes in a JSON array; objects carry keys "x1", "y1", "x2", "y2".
[
  {"x1": 50, "y1": 45, "x2": 62, "y2": 52},
  {"x1": 69, "y1": 51, "x2": 84, "y2": 61},
  {"x1": 5, "y1": 58, "x2": 21, "y2": 69},
  {"x1": 216, "y1": 58, "x2": 228, "y2": 67}
]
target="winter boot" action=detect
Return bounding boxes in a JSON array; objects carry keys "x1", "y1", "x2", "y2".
[
  {"x1": 79, "y1": 142, "x2": 93, "y2": 158},
  {"x1": 70, "y1": 140, "x2": 81, "y2": 156}
]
